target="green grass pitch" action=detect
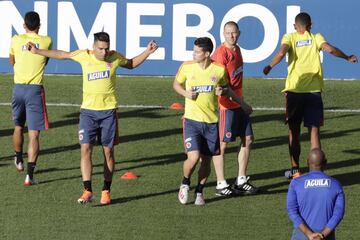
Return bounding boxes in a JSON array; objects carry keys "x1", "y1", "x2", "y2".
[{"x1": 0, "y1": 74, "x2": 359, "y2": 239}]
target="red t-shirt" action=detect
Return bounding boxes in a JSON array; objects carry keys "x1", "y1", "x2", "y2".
[{"x1": 212, "y1": 43, "x2": 243, "y2": 109}]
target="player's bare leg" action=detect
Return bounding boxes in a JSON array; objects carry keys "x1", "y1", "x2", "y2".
[
  {"x1": 288, "y1": 123, "x2": 301, "y2": 178},
  {"x1": 178, "y1": 151, "x2": 200, "y2": 204},
  {"x1": 23, "y1": 130, "x2": 40, "y2": 186},
  {"x1": 78, "y1": 144, "x2": 94, "y2": 204},
  {"x1": 183, "y1": 151, "x2": 200, "y2": 179},
  {"x1": 212, "y1": 142, "x2": 227, "y2": 183},
  {"x1": 213, "y1": 142, "x2": 233, "y2": 196},
  {"x1": 289, "y1": 123, "x2": 301, "y2": 167},
  {"x1": 233, "y1": 135, "x2": 258, "y2": 195},
  {"x1": 309, "y1": 127, "x2": 321, "y2": 150},
  {"x1": 81, "y1": 144, "x2": 93, "y2": 181},
  {"x1": 195, "y1": 155, "x2": 211, "y2": 205},
  {"x1": 27, "y1": 130, "x2": 40, "y2": 164},
  {"x1": 237, "y1": 136, "x2": 253, "y2": 177},
  {"x1": 197, "y1": 155, "x2": 211, "y2": 185},
  {"x1": 101, "y1": 146, "x2": 115, "y2": 205}
]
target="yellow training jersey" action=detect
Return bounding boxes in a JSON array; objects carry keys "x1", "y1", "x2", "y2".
[
  {"x1": 281, "y1": 31, "x2": 326, "y2": 93},
  {"x1": 9, "y1": 33, "x2": 52, "y2": 85},
  {"x1": 70, "y1": 50, "x2": 129, "y2": 110},
  {"x1": 175, "y1": 61, "x2": 228, "y2": 123}
]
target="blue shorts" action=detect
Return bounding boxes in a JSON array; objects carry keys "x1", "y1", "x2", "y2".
[
  {"x1": 285, "y1": 92, "x2": 324, "y2": 128},
  {"x1": 291, "y1": 228, "x2": 335, "y2": 240},
  {"x1": 79, "y1": 109, "x2": 119, "y2": 148},
  {"x1": 219, "y1": 107, "x2": 253, "y2": 142},
  {"x1": 12, "y1": 84, "x2": 49, "y2": 131},
  {"x1": 183, "y1": 118, "x2": 220, "y2": 156}
]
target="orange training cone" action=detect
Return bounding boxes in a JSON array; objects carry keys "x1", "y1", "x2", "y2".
[
  {"x1": 120, "y1": 171, "x2": 138, "y2": 180},
  {"x1": 170, "y1": 102, "x2": 184, "y2": 110}
]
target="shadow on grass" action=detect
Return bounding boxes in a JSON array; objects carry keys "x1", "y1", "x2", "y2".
[
  {"x1": 121, "y1": 128, "x2": 182, "y2": 143},
  {"x1": 95, "y1": 188, "x2": 180, "y2": 207},
  {"x1": 0, "y1": 108, "x2": 181, "y2": 138}
]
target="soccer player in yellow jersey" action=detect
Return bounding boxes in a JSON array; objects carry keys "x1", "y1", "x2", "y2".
[
  {"x1": 28, "y1": 32, "x2": 158, "y2": 205},
  {"x1": 263, "y1": 12, "x2": 357, "y2": 179},
  {"x1": 9, "y1": 11, "x2": 52, "y2": 186},
  {"x1": 174, "y1": 37, "x2": 252, "y2": 205}
]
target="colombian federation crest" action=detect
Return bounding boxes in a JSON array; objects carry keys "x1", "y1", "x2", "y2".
[{"x1": 210, "y1": 75, "x2": 218, "y2": 83}]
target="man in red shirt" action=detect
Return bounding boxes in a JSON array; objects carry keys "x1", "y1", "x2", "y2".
[{"x1": 212, "y1": 21, "x2": 259, "y2": 196}]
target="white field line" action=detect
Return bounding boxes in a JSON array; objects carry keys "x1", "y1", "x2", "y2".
[{"x1": 0, "y1": 102, "x2": 359, "y2": 113}]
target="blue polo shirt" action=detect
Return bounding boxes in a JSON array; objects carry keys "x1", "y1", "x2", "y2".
[{"x1": 287, "y1": 171, "x2": 345, "y2": 231}]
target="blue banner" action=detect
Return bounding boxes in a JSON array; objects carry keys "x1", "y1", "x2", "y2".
[{"x1": 1, "y1": 0, "x2": 359, "y2": 79}]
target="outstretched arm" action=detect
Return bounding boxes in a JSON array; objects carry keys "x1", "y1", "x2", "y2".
[
  {"x1": 321, "y1": 42, "x2": 358, "y2": 62},
  {"x1": 263, "y1": 44, "x2": 289, "y2": 75},
  {"x1": 123, "y1": 40, "x2": 158, "y2": 69},
  {"x1": 27, "y1": 42, "x2": 72, "y2": 59}
]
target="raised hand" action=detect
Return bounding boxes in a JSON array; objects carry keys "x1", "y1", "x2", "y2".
[{"x1": 147, "y1": 40, "x2": 158, "y2": 54}]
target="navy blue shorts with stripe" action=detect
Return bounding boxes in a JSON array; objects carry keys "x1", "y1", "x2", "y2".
[
  {"x1": 183, "y1": 118, "x2": 220, "y2": 156},
  {"x1": 219, "y1": 107, "x2": 253, "y2": 142},
  {"x1": 79, "y1": 109, "x2": 119, "y2": 148},
  {"x1": 12, "y1": 84, "x2": 49, "y2": 130}
]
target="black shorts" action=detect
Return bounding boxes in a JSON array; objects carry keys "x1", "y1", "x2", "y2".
[{"x1": 285, "y1": 92, "x2": 323, "y2": 128}]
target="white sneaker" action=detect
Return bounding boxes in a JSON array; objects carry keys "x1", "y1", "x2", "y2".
[
  {"x1": 24, "y1": 175, "x2": 37, "y2": 187},
  {"x1": 178, "y1": 184, "x2": 189, "y2": 204},
  {"x1": 194, "y1": 192, "x2": 205, "y2": 206},
  {"x1": 14, "y1": 157, "x2": 24, "y2": 172}
]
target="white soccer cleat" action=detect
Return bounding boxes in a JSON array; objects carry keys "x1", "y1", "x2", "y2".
[
  {"x1": 14, "y1": 157, "x2": 24, "y2": 172},
  {"x1": 178, "y1": 184, "x2": 190, "y2": 204},
  {"x1": 194, "y1": 192, "x2": 205, "y2": 206},
  {"x1": 23, "y1": 175, "x2": 37, "y2": 187}
]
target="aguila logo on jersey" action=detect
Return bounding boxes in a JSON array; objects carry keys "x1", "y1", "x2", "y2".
[
  {"x1": 22, "y1": 43, "x2": 39, "y2": 51},
  {"x1": 304, "y1": 179, "x2": 331, "y2": 188},
  {"x1": 88, "y1": 70, "x2": 110, "y2": 81},
  {"x1": 296, "y1": 39, "x2": 313, "y2": 48},
  {"x1": 192, "y1": 85, "x2": 214, "y2": 93}
]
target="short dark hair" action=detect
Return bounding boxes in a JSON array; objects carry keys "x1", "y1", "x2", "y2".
[
  {"x1": 224, "y1": 21, "x2": 239, "y2": 31},
  {"x1": 24, "y1": 11, "x2": 40, "y2": 31},
  {"x1": 194, "y1": 37, "x2": 213, "y2": 54},
  {"x1": 94, "y1": 32, "x2": 110, "y2": 43},
  {"x1": 295, "y1": 12, "x2": 312, "y2": 28}
]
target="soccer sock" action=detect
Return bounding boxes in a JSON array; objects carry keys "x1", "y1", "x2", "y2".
[
  {"x1": 83, "y1": 180, "x2": 92, "y2": 192},
  {"x1": 216, "y1": 180, "x2": 228, "y2": 189},
  {"x1": 102, "y1": 181, "x2": 112, "y2": 191},
  {"x1": 15, "y1": 151, "x2": 23, "y2": 163},
  {"x1": 182, "y1": 176, "x2": 190, "y2": 186},
  {"x1": 236, "y1": 176, "x2": 247, "y2": 185},
  {"x1": 195, "y1": 184, "x2": 205, "y2": 193},
  {"x1": 27, "y1": 162, "x2": 36, "y2": 179},
  {"x1": 291, "y1": 167, "x2": 300, "y2": 175}
]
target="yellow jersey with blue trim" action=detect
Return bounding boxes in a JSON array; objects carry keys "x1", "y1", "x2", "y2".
[
  {"x1": 9, "y1": 33, "x2": 52, "y2": 85},
  {"x1": 281, "y1": 31, "x2": 326, "y2": 93},
  {"x1": 69, "y1": 50, "x2": 129, "y2": 110},
  {"x1": 175, "y1": 61, "x2": 228, "y2": 123}
]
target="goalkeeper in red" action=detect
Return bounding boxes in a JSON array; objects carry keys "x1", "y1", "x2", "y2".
[
  {"x1": 28, "y1": 32, "x2": 158, "y2": 205},
  {"x1": 263, "y1": 12, "x2": 357, "y2": 179}
]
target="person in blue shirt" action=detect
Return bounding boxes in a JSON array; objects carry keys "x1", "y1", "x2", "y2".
[{"x1": 287, "y1": 148, "x2": 345, "y2": 240}]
